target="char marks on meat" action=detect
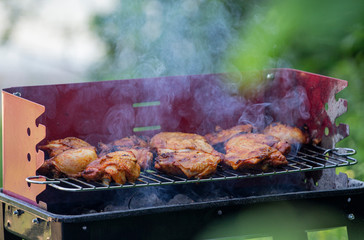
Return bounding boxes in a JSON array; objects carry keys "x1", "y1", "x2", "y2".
[
  {"x1": 98, "y1": 135, "x2": 153, "y2": 169},
  {"x1": 151, "y1": 132, "x2": 223, "y2": 179},
  {"x1": 82, "y1": 151, "x2": 140, "y2": 185},
  {"x1": 204, "y1": 124, "x2": 255, "y2": 145},
  {"x1": 235, "y1": 133, "x2": 291, "y2": 155},
  {"x1": 39, "y1": 137, "x2": 92, "y2": 158},
  {"x1": 224, "y1": 135, "x2": 287, "y2": 171},
  {"x1": 36, "y1": 122, "x2": 311, "y2": 182},
  {"x1": 264, "y1": 123, "x2": 309, "y2": 145}
]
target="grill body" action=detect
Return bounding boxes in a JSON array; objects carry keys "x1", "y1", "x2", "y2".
[
  {"x1": 1, "y1": 68, "x2": 361, "y2": 239},
  {"x1": 2, "y1": 184, "x2": 364, "y2": 240}
]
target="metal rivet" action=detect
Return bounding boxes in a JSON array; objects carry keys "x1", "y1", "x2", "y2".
[
  {"x1": 348, "y1": 213, "x2": 355, "y2": 221},
  {"x1": 13, "y1": 209, "x2": 24, "y2": 216},
  {"x1": 347, "y1": 197, "x2": 352, "y2": 203},
  {"x1": 266, "y1": 73, "x2": 275, "y2": 80},
  {"x1": 32, "y1": 218, "x2": 40, "y2": 224},
  {"x1": 82, "y1": 226, "x2": 87, "y2": 231},
  {"x1": 217, "y1": 210, "x2": 223, "y2": 216}
]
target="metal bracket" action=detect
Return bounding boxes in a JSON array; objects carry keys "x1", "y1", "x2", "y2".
[
  {"x1": 323, "y1": 148, "x2": 356, "y2": 156},
  {"x1": 26, "y1": 176, "x2": 61, "y2": 185}
]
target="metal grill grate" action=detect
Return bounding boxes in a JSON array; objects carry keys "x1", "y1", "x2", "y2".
[{"x1": 26, "y1": 145, "x2": 357, "y2": 192}]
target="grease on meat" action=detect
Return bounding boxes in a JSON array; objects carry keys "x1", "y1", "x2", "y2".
[
  {"x1": 82, "y1": 151, "x2": 140, "y2": 185},
  {"x1": 151, "y1": 132, "x2": 223, "y2": 178}
]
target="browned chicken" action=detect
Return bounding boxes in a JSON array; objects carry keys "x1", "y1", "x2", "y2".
[
  {"x1": 82, "y1": 151, "x2": 140, "y2": 185},
  {"x1": 39, "y1": 137, "x2": 92, "y2": 157},
  {"x1": 204, "y1": 124, "x2": 255, "y2": 145},
  {"x1": 224, "y1": 135, "x2": 287, "y2": 171},
  {"x1": 235, "y1": 133, "x2": 291, "y2": 155},
  {"x1": 150, "y1": 132, "x2": 218, "y2": 155},
  {"x1": 264, "y1": 123, "x2": 309, "y2": 145},
  {"x1": 150, "y1": 132, "x2": 223, "y2": 178},
  {"x1": 98, "y1": 135, "x2": 152, "y2": 169},
  {"x1": 155, "y1": 151, "x2": 221, "y2": 179},
  {"x1": 37, "y1": 146, "x2": 98, "y2": 178}
]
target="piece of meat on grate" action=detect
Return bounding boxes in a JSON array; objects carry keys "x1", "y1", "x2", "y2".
[
  {"x1": 37, "y1": 146, "x2": 98, "y2": 178},
  {"x1": 224, "y1": 135, "x2": 287, "y2": 171},
  {"x1": 234, "y1": 133, "x2": 291, "y2": 155},
  {"x1": 98, "y1": 135, "x2": 153, "y2": 169},
  {"x1": 82, "y1": 151, "x2": 140, "y2": 185},
  {"x1": 264, "y1": 123, "x2": 309, "y2": 145},
  {"x1": 39, "y1": 137, "x2": 92, "y2": 157},
  {"x1": 151, "y1": 132, "x2": 223, "y2": 178},
  {"x1": 204, "y1": 124, "x2": 255, "y2": 145}
]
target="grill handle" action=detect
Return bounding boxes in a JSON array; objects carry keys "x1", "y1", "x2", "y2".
[
  {"x1": 26, "y1": 176, "x2": 61, "y2": 185},
  {"x1": 323, "y1": 147, "x2": 356, "y2": 156}
]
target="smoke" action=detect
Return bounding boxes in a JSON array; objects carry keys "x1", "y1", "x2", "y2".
[{"x1": 89, "y1": 0, "x2": 246, "y2": 80}]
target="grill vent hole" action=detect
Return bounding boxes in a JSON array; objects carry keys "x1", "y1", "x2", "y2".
[
  {"x1": 325, "y1": 103, "x2": 329, "y2": 111},
  {"x1": 27, "y1": 127, "x2": 31, "y2": 136},
  {"x1": 27, "y1": 153, "x2": 31, "y2": 162},
  {"x1": 325, "y1": 127, "x2": 329, "y2": 136}
]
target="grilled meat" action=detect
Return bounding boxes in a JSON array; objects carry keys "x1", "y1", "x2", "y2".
[
  {"x1": 151, "y1": 132, "x2": 223, "y2": 178},
  {"x1": 37, "y1": 146, "x2": 98, "y2": 178},
  {"x1": 98, "y1": 135, "x2": 152, "y2": 169},
  {"x1": 264, "y1": 123, "x2": 309, "y2": 145},
  {"x1": 235, "y1": 133, "x2": 291, "y2": 155},
  {"x1": 39, "y1": 137, "x2": 92, "y2": 157},
  {"x1": 82, "y1": 151, "x2": 140, "y2": 185},
  {"x1": 155, "y1": 150, "x2": 221, "y2": 179},
  {"x1": 204, "y1": 124, "x2": 255, "y2": 145},
  {"x1": 150, "y1": 132, "x2": 217, "y2": 154},
  {"x1": 224, "y1": 135, "x2": 287, "y2": 171}
]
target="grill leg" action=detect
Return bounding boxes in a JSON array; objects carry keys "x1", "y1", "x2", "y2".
[{"x1": 347, "y1": 223, "x2": 363, "y2": 240}]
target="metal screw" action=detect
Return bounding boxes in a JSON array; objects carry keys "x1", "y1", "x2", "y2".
[
  {"x1": 32, "y1": 218, "x2": 40, "y2": 224},
  {"x1": 13, "y1": 92, "x2": 21, "y2": 97},
  {"x1": 347, "y1": 197, "x2": 352, "y2": 203},
  {"x1": 266, "y1": 73, "x2": 275, "y2": 80},
  {"x1": 348, "y1": 213, "x2": 355, "y2": 221},
  {"x1": 82, "y1": 226, "x2": 87, "y2": 231},
  {"x1": 217, "y1": 210, "x2": 223, "y2": 216},
  {"x1": 13, "y1": 209, "x2": 24, "y2": 216}
]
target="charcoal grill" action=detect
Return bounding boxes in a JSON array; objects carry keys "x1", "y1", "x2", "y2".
[{"x1": 1, "y1": 68, "x2": 364, "y2": 239}]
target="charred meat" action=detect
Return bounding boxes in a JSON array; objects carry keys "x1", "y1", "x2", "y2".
[
  {"x1": 98, "y1": 135, "x2": 152, "y2": 169},
  {"x1": 155, "y1": 151, "x2": 222, "y2": 179},
  {"x1": 151, "y1": 132, "x2": 223, "y2": 178},
  {"x1": 82, "y1": 151, "x2": 140, "y2": 185},
  {"x1": 204, "y1": 124, "x2": 255, "y2": 145},
  {"x1": 39, "y1": 137, "x2": 92, "y2": 158},
  {"x1": 150, "y1": 132, "x2": 218, "y2": 155},
  {"x1": 264, "y1": 123, "x2": 309, "y2": 145},
  {"x1": 224, "y1": 136, "x2": 287, "y2": 171},
  {"x1": 234, "y1": 133, "x2": 291, "y2": 155}
]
